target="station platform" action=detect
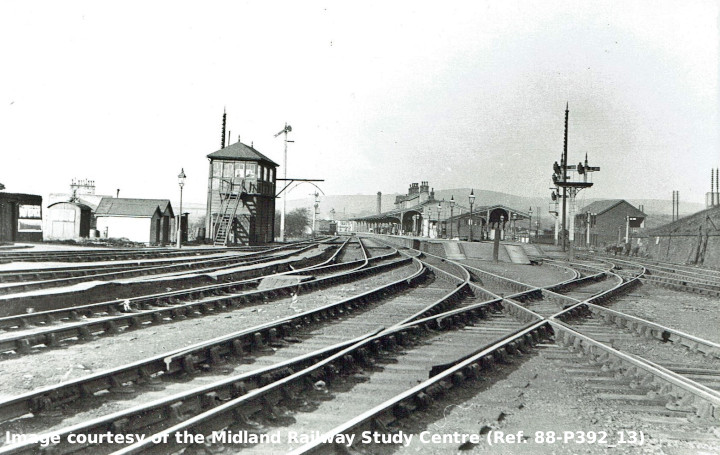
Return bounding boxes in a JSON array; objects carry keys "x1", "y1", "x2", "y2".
[{"x1": 360, "y1": 234, "x2": 533, "y2": 264}]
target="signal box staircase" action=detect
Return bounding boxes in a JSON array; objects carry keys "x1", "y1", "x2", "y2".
[{"x1": 213, "y1": 179, "x2": 246, "y2": 246}]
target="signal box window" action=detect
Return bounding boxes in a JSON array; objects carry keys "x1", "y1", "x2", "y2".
[
  {"x1": 234, "y1": 162, "x2": 245, "y2": 179},
  {"x1": 245, "y1": 163, "x2": 257, "y2": 179}
]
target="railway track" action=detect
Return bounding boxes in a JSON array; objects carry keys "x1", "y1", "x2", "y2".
[
  {"x1": 583, "y1": 253, "x2": 720, "y2": 297},
  {"x1": 0, "y1": 245, "x2": 281, "y2": 264},
  {"x1": 0, "y1": 239, "x2": 399, "y2": 356},
  {"x1": 1, "y1": 235, "x2": 719, "y2": 453},
  {"x1": 0, "y1": 256, "x2": 547, "y2": 454},
  {"x1": 0, "y1": 246, "x2": 337, "y2": 319},
  {"x1": 0, "y1": 242, "x2": 329, "y2": 298}
]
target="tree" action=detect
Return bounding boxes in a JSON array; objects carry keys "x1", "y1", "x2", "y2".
[{"x1": 275, "y1": 208, "x2": 310, "y2": 239}]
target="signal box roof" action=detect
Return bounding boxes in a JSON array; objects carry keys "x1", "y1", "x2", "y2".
[{"x1": 207, "y1": 141, "x2": 279, "y2": 167}]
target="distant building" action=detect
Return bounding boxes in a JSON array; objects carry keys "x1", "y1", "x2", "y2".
[
  {"x1": 95, "y1": 198, "x2": 174, "y2": 245},
  {"x1": 336, "y1": 220, "x2": 354, "y2": 234},
  {"x1": 575, "y1": 199, "x2": 646, "y2": 247},
  {"x1": 205, "y1": 141, "x2": 278, "y2": 245},
  {"x1": 394, "y1": 182, "x2": 434, "y2": 209},
  {"x1": 46, "y1": 201, "x2": 92, "y2": 240},
  {"x1": 46, "y1": 179, "x2": 115, "y2": 237},
  {"x1": 445, "y1": 205, "x2": 529, "y2": 241},
  {"x1": 48, "y1": 178, "x2": 111, "y2": 213},
  {"x1": 0, "y1": 192, "x2": 43, "y2": 243},
  {"x1": 353, "y1": 182, "x2": 528, "y2": 240}
]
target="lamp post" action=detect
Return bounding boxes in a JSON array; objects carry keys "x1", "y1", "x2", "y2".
[
  {"x1": 449, "y1": 195, "x2": 455, "y2": 239},
  {"x1": 528, "y1": 207, "x2": 533, "y2": 243},
  {"x1": 468, "y1": 189, "x2": 475, "y2": 242},
  {"x1": 437, "y1": 202, "x2": 442, "y2": 238},
  {"x1": 176, "y1": 168, "x2": 186, "y2": 249}
]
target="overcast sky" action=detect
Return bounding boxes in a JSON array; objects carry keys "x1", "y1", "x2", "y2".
[{"x1": 1, "y1": 1, "x2": 718, "y2": 207}]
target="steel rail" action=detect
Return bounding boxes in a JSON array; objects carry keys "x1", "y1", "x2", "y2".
[
  {"x1": 0, "y1": 258, "x2": 424, "y2": 422},
  {"x1": 0, "y1": 253, "x2": 411, "y2": 356},
  {"x1": 0, "y1": 244, "x2": 317, "y2": 284},
  {"x1": 0, "y1": 238, "x2": 579, "y2": 453},
  {"x1": 287, "y1": 321, "x2": 552, "y2": 455},
  {"x1": 0, "y1": 242, "x2": 327, "y2": 298},
  {"x1": 549, "y1": 321, "x2": 720, "y2": 419},
  {"x1": 0, "y1": 239, "x2": 315, "y2": 264},
  {"x1": 0, "y1": 331, "x2": 384, "y2": 455},
  {"x1": 0, "y1": 239, "x2": 387, "y2": 333},
  {"x1": 0, "y1": 274, "x2": 541, "y2": 453},
  {"x1": 369, "y1": 236, "x2": 606, "y2": 325},
  {"x1": 99, "y1": 298, "x2": 551, "y2": 455},
  {"x1": 589, "y1": 252, "x2": 720, "y2": 279},
  {"x1": 569, "y1": 301, "x2": 720, "y2": 361}
]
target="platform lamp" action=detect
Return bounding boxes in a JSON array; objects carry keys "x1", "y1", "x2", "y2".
[
  {"x1": 468, "y1": 189, "x2": 475, "y2": 242},
  {"x1": 528, "y1": 207, "x2": 533, "y2": 243},
  {"x1": 176, "y1": 168, "x2": 186, "y2": 249},
  {"x1": 449, "y1": 195, "x2": 455, "y2": 239}
]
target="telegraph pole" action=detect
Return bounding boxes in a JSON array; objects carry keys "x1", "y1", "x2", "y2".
[
  {"x1": 551, "y1": 104, "x2": 599, "y2": 258},
  {"x1": 274, "y1": 123, "x2": 293, "y2": 242},
  {"x1": 561, "y1": 103, "x2": 569, "y2": 252}
]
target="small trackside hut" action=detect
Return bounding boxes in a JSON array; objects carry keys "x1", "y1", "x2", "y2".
[
  {"x1": 0, "y1": 192, "x2": 43, "y2": 243},
  {"x1": 205, "y1": 141, "x2": 278, "y2": 246},
  {"x1": 95, "y1": 198, "x2": 174, "y2": 245}
]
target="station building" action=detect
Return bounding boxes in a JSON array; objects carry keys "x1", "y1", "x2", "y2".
[
  {"x1": 444, "y1": 205, "x2": 530, "y2": 241},
  {"x1": 574, "y1": 199, "x2": 646, "y2": 247},
  {"x1": 352, "y1": 182, "x2": 528, "y2": 240},
  {"x1": 0, "y1": 192, "x2": 43, "y2": 242},
  {"x1": 205, "y1": 140, "x2": 278, "y2": 246}
]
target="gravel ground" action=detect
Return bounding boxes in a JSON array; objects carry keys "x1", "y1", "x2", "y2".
[
  {"x1": 389, "y1": 344, "x2": 720, "y2": 455},
  {"x1": 337, "y1": 243, "x2": 366, "y2": 263},
  {"x1": 0, "y1": 262, "x2": 420, "y2": 398},
  {"x1": 606, "y1": 282, "x2": 720, "y2": 344}
]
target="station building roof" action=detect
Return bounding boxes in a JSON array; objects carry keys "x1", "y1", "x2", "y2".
[
  {"x1": 351, "y1": 200, "x2": 437, "y2": 222},
  {"x1": 207, "y1": 141, "x2": 279, "y2": 167},
  {"x1": 352, "y1": 202, "x2": 526, "y2": 223},
  {"x1": 449, "y1": 205, "x2": 529, "y2": 219},
  {"x1": 96, "y1": 198, "x2": 174, "y2": 218}
]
